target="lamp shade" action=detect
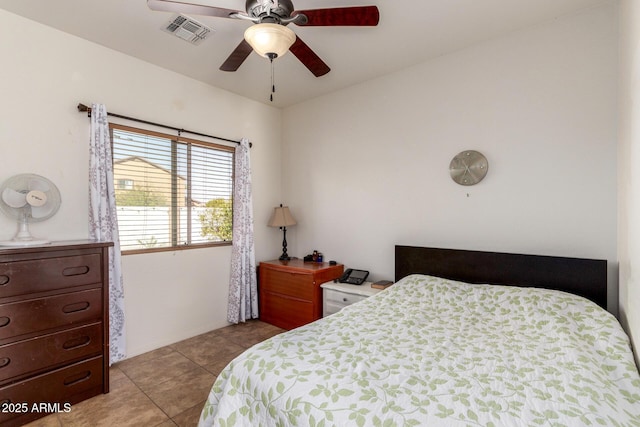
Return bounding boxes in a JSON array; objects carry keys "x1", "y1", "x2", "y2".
[
  {"x1": 268, "y1": 206, "x2": 296, "y2": 227},
  {"x1": 244, "y1": 23, "x2": 296, "y2": 59}
]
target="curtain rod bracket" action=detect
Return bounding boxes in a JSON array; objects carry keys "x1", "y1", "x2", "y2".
[{"x1": 77, "y1": 103, "x2": 91, "y2": 117}]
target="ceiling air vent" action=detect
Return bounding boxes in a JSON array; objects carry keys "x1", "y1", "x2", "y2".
[{"x1": 163, "y1": 14, "x2": 213, "y2": 45}]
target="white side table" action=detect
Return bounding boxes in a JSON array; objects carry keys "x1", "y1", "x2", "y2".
[{"x1": 320, "y1": 280, "x2": 383, "y2": 317}]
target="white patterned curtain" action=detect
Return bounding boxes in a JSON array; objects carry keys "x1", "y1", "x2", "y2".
[
  {"x1": 228, "y1": 138, "x2": 258, "y2": 323},
  {"x1": 88, "y1": 103, "x2": 127, "y2": 364}
]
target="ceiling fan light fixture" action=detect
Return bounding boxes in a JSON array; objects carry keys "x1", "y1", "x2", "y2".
[{"x1": 244, "y1": 23, "x2": 296, "y2": 59}]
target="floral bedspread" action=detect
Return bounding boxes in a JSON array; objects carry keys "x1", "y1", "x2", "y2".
[{"x1": 199, "y1": 274, "x2": 640, "y2": 426}]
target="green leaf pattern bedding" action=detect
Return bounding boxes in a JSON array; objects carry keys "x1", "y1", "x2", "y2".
[{"x1": 199, "y1": 274, "x2": 640, "y2": 426}]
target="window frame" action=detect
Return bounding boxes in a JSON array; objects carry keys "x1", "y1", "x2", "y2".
[{"x1": 109, "y1": 123, "x2": 235, "y2": 255}]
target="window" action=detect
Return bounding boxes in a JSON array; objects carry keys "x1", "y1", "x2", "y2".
[
  {"x1": 110, "y1": 123, "x2": 234, "y2": 253},
  {"x1": 117, "y1": 179, "x2": 134, "y2": 190}
]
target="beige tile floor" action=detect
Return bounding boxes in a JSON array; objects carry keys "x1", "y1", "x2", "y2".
[{"x1": 25, "y1": 320, "x2": 284, "y2": 427}]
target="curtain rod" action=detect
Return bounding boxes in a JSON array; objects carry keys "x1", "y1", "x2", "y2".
[{"x1": 77, "y1": 103, "x2": 249, "y2": 147}]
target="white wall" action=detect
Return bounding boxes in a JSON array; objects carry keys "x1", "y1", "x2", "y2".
[
  {"x1": 618, "y1": 0, "x2": 640, "y2": 357},
  {"x1": 0, "y1": 10, "x2": 283, "y2": 357},
  {"x1": 283, "y1": 5, "x2": 619, "y2": 312}
]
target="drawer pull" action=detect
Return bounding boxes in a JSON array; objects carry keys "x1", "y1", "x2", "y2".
[
  {"x1": 63, "y1": 370, "x2": 91, "y2": 386},
  {"x1": 0, "y1": 357, "x2": 10, "y2": 368},
  {"x1": 343, "y1": 298, "x2": 347, "y2": 302},
  {"x1": 63, "y1": 335, "x2": 91, "y2": 350},
  {"x1": 62, "y1": 301, "x2": 90, "y2": 314},
  {"x1": 0, "y1": 317, "x2": 10, "y2": 328},
  {"x1": 0, "y1": 275, "x2": 8, "y2": 286},
  {"x1": 62, "y1": 266, "x2": 90, "y2": 277}
]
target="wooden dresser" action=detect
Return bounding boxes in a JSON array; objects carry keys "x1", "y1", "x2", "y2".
[
  {"x1": 259, "y1": 259, "x2": 343, "y2": 330},
  {"x1": 0, "y1": 241, "x2": 111, "y2": 426}
]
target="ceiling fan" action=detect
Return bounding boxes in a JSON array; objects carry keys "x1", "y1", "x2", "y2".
[{"x1": 147, "y1": 0, "x2": 380, "y2": 77}]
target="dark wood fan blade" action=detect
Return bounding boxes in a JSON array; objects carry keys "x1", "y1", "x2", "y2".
[
  {"x1": 292, "y1": 6, "x2": 379, "y2": 26},
  {"x1": 147, "y1": 0, "x2": 242, "y2": 19},
  {"x1": 220, "y1": 39, "x2": 254, "y2": 72},
  {"x1": 289, "y1": 36, "x2": 330, "y2": 77}
]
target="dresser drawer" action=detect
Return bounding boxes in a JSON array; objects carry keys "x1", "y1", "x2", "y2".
[
  {"x1": 324, "y1": 289, "x2": 368, "y2": 306},
  {"x1": 0, "y1": 289, "x2": 103, "y2": 339},
  {"x1": 0, "y1": 355, "x2": 104, "y2": 425},
  {"x1": 260, "y1": 292, "x2": 313, "y2": 330},
  {"x1": 0, "y1": 322, "x2": 103, "y2": 383},
  {"x1": 262, "y1": 268, "x2": 314, "y2": 300},
  {"x1": 0, "y1": 254, "x2": 102, "y2": 298}
]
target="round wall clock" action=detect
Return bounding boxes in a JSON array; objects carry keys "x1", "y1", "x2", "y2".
[{"x1": 449, "y1": 150, "x2": 488, "y2": 186}]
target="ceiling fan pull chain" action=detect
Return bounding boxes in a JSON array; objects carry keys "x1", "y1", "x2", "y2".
[{"x1": 270, "y1": 56, "x2": 275, "y2": 102}]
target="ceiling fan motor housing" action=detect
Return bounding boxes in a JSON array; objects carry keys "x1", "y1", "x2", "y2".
[
  {"x1": 246, "y1": 0, "x2": 305, "y2": 24},
  {"x1": 248, "y1": 0, "x2": 289, "y2": 21}
]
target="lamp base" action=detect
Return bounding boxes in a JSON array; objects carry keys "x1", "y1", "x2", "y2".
[{"x1": 278, "y1": 226, "x2": 291, "y2": 261}]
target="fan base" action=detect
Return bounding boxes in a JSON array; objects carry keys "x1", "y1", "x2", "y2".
[{"x1": 0, "y1": 238, "x2": 51, "y2": 247}]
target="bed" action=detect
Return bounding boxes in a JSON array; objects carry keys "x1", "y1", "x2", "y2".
[{"x1": 199, "y1": 246, "x2": 640, "y2": 426}]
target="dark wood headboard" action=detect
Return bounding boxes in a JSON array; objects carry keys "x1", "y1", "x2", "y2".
[{"x1": 395, "y1": 245, "x2": 607, "y2": 308}]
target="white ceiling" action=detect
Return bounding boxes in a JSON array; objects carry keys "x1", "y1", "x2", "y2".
[{"x1": 0, "y1": 0, "x2": 610, "y2": 108}]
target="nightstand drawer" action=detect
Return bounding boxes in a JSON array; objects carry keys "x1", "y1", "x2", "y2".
[
  {"x1": 321, "y1": 281, "x2": 382, "y2": 317},
  {"x1": 324, "y1": 289, "x2": 367, "y2": 306},
  {"x1": 261, "y1": 268, "x2": 314, "y2": 300},
  {"x1": 259, "y1": 292, "x2": 312, "y2": 330},
  {"x1": 324, "y1": 300, "x2": 344, "y2": 317}
]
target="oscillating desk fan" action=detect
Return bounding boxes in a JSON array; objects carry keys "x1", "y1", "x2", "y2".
[{"x1": 0, "y1": 173, "x2": 61, "y2": 246}]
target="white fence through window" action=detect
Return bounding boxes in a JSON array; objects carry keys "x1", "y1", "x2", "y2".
[{"x1": 117, "y1": 206, "x2": 227, "y2": 250}]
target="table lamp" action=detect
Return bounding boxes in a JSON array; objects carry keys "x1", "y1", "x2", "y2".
[{"x1": 268, "y1": 204, "x2": 296, "y2": 260}]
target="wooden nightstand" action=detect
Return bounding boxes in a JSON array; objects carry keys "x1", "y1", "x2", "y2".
[
  {"x1": 259, "y1": 259, "x2": 344, "y2": 330},
  {"x1": 321, "y1": 281, "x2": 383, "y2": 317}
]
